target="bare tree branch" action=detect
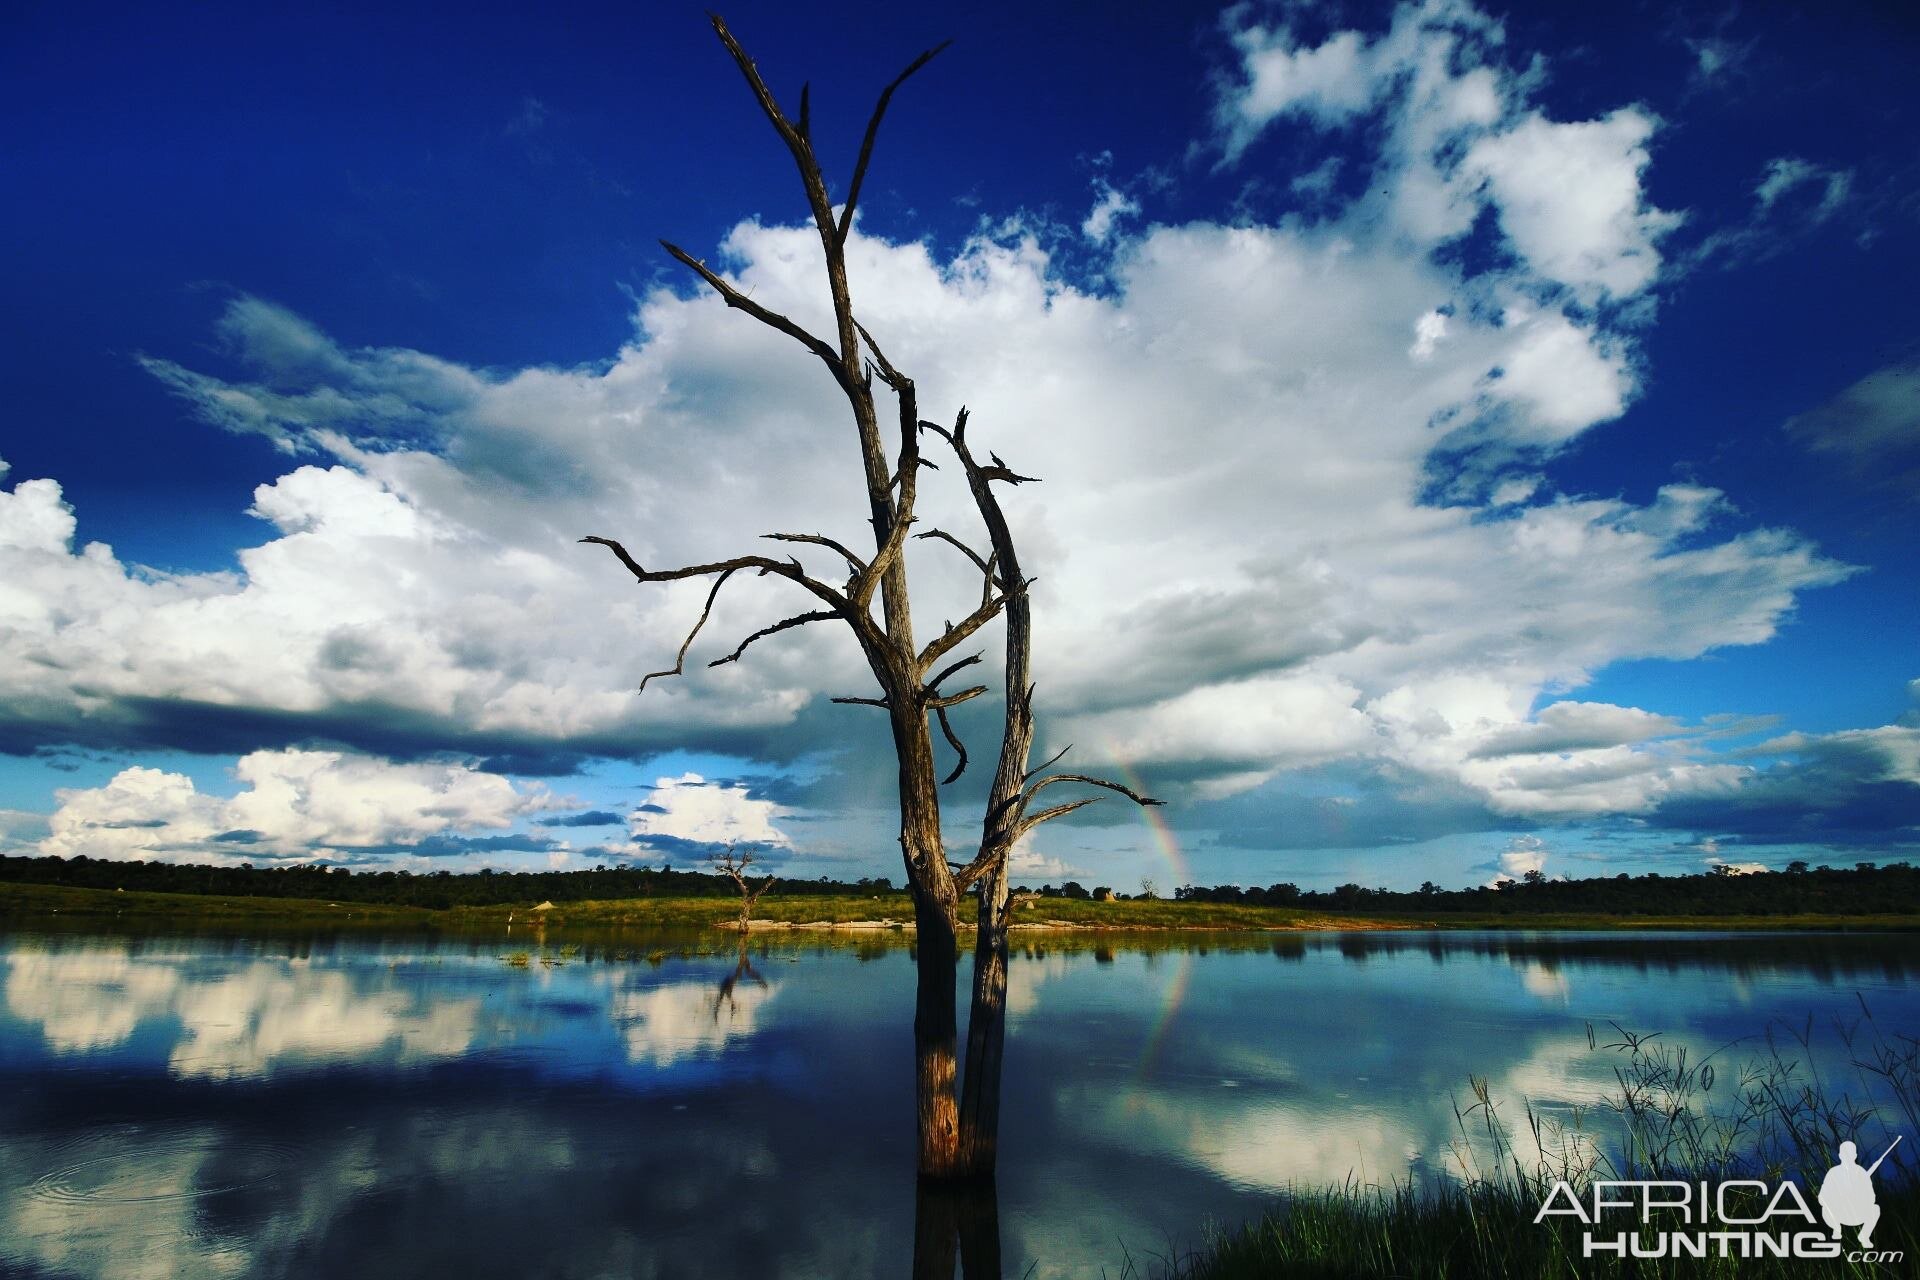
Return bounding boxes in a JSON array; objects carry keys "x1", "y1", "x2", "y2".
[
  {"x1": 1023, "y1": 772, "x2": 1162, "y2": 807},
  {"x1": 660, "y1": 240, "x2": 846, "y2": 381},
  {"x1": 936, "y1": 703, "x2": 968, "y2": 785},
  {"x1": 1023, "y1": 772, "x2": 1163, "y2": 812},
  {"x1": 918, "y1": 413, "x2": 966, "y2": 448},
  {"x1": 852, "y1": 318, "x2": 923, "y2": 605},
  {"x1": 981, "y1": 462, "x2": 1040, "y2": 485},
  {"x1": 919, "y1": 593, "x2": 1007, "y2": 673},
  {"x1": 708, "y1": 609, "x2": 839, "y2": 669},
  {"x1": 707, "y1": 15, "x2": 836, "y2": 238},
  {"x1": 579, "y1": 535, "x2": 857, "y2": 620},
  {"x1": 830, "y1": 694, "x2": 891, "y2": 708},
  {"x1": 953, "y1": 765, "x2": 1164, "y2": 889},
  {"x1": 859, "y1": 511, "x2": 917, "y2": 609},
  {"x1": 836, "y1": 42, "x2": 953, "y2": 246},
  {"x1": 1025, "y1": 743, "x2": 1072, "y2": 780},
  {"x1": 854, "y1": 318, "x2": 907, "y2": 389},
  {"x1": 637, "y1": 569, "x2": 737, "y2": 691},
  {"x1": 914, "y1": 528, "x2": 996, "y2": 584},
  {"x1": 927, "y1": 685, "x2": 988, "y2": 709},
  {"x1": 925, "y1": 651, "x2": 983, "y2": 695},
  {"x1": 953, "y1": 771, "x2": 1159, "y2": 886},
  {"x1": 690, "y1": 19, "x2": 918, "y2": 671},
  {"x1": 979, "y1": 552, "x2": 1000, "y2": 608},
  {"x1": 924, "y1": 652, "x2": 984, "y2": 787},
  {"x1": 762, "y1": 531, "x2": 866, "y2": 575},
  {"x1": 705, "y1": 13, "x2": 868, "y2": 379},
  {"x1": 1017, "y1": 797, "x2": 1101, "y2": 832},
  {"x1": 890, "y1": 456, "x2": 938, "y2": 493},
  {"x1": 577, "y1": 533, "x2": 649, "y2": 580}
]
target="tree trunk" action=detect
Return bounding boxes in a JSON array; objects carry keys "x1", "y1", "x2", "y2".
[
  {"x1": 957, "y1": 864, "x2": 1012, "y2": 1176},
  {"x1": 912, "y1": 886, "x2": 963, "y2": 1178},
  {"x1": 894, "y1": 695, "x2": 965, "y2": 1179}
]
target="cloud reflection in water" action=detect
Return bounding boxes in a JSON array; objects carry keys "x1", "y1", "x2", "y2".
[{"x1": 0, "y1": 929, "x2": 1911, "y2": 1279}]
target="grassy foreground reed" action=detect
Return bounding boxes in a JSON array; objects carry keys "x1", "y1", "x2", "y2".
[{"x1": 1161, "y1": 1007, "x2": 1918, "y2": 1278}]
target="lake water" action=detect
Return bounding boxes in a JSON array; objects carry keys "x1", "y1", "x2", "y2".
[{"x1": 1, "y1": 926, "x2": 1913, "y2": 1278}]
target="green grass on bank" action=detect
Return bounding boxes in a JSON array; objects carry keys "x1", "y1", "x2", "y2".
[
  {"x1": 0, "y1": 881, "x2": 448, "y2": 927},
  {"x1": 6, "y1": 880, "x2": 1919, "y2": 937},
  {"x1": 0, "y1": 881, "x2": 1411, "y2": 933}
]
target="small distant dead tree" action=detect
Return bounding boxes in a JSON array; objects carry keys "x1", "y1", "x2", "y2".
[
  {"x1": 584, "y1": 15, "x2": 1161, "y2": 1180},
  {"x1": 711, "y1": 842, "x2": 778, "y2": 932}
]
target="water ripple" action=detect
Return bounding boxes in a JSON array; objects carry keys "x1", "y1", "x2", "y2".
[{"x1": 29, "y1": 1135, "x2": 301, "y2": 1204}]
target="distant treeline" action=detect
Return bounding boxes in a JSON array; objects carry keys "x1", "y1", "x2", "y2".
[
  {"x1": 0, "y1": 855, "x2": 896, "y2": 911},
  {"x1": 1, "y1": 853, "x2": 1914, "y2": 916},
  {"x1": 1143, "y1": 860, "x2": 1920, "y2": 917}
]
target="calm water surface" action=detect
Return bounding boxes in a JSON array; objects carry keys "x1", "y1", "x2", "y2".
[{"x1": 1, "y1": 927, "x2": 1913, "y2": 1278}]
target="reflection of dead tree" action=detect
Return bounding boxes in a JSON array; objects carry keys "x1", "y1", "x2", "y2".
[
  {"x1": 914, "y1": 1178, "x2": 1000, "y2": 1280},
  {"x1": 713, "y1": 939, "x2": 768, "y2": 1020},
  {"x1": 584, "y1": 15, "x2": 1160, "y2": 1180},
  {"x1": 711, "y1": 843, "x2": 778, "y2": 933}
]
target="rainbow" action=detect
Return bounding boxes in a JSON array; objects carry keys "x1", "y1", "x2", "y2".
[
  {"x1": 1108, "y1": 755, "x2": 1195, "y2": 1085},
  {"x1": 1112, "y1": 758, "x2": 1190, "y2": 891}
]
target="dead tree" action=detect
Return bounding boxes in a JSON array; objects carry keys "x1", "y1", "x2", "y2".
[
  {"x1": 584, "y1": 14, "x2": 1160, "y2": 1180},
  {"x1": 711, "y1": 842, "x2": 778, "y2": 932}
]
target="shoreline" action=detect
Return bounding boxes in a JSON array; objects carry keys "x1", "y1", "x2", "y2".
[{"x1": 4, "y1": 881, "x2": 1917, "y2": 937}]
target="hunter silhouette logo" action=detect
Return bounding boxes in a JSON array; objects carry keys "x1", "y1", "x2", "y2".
[
  {"x1": 1821, "y1": 1136, "x2": 1899, "y2": 1249},
  {"x1": 1534, "y1": 1133, "x2": 1908, "y2": 1262}
]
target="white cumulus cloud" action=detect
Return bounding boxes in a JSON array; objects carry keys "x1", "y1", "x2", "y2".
[
  {"x1": 37, "y1": 749, "x2": 547, "y2": 864},
  {"x1": 1213, "y1": 0, "x2": 1678, "y2": 303},
  {"x1": 630, "y1": 772, "x2": 793, "y2": 851}
]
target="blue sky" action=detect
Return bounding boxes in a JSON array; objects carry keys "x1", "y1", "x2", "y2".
[{"x1": 2, "y1": 0, "x2": 1916, "y2": 890}]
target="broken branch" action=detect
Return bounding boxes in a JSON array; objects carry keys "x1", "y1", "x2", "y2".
[{"x1": 708, "y1": 609, "x2": 839, "y2": 669}]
